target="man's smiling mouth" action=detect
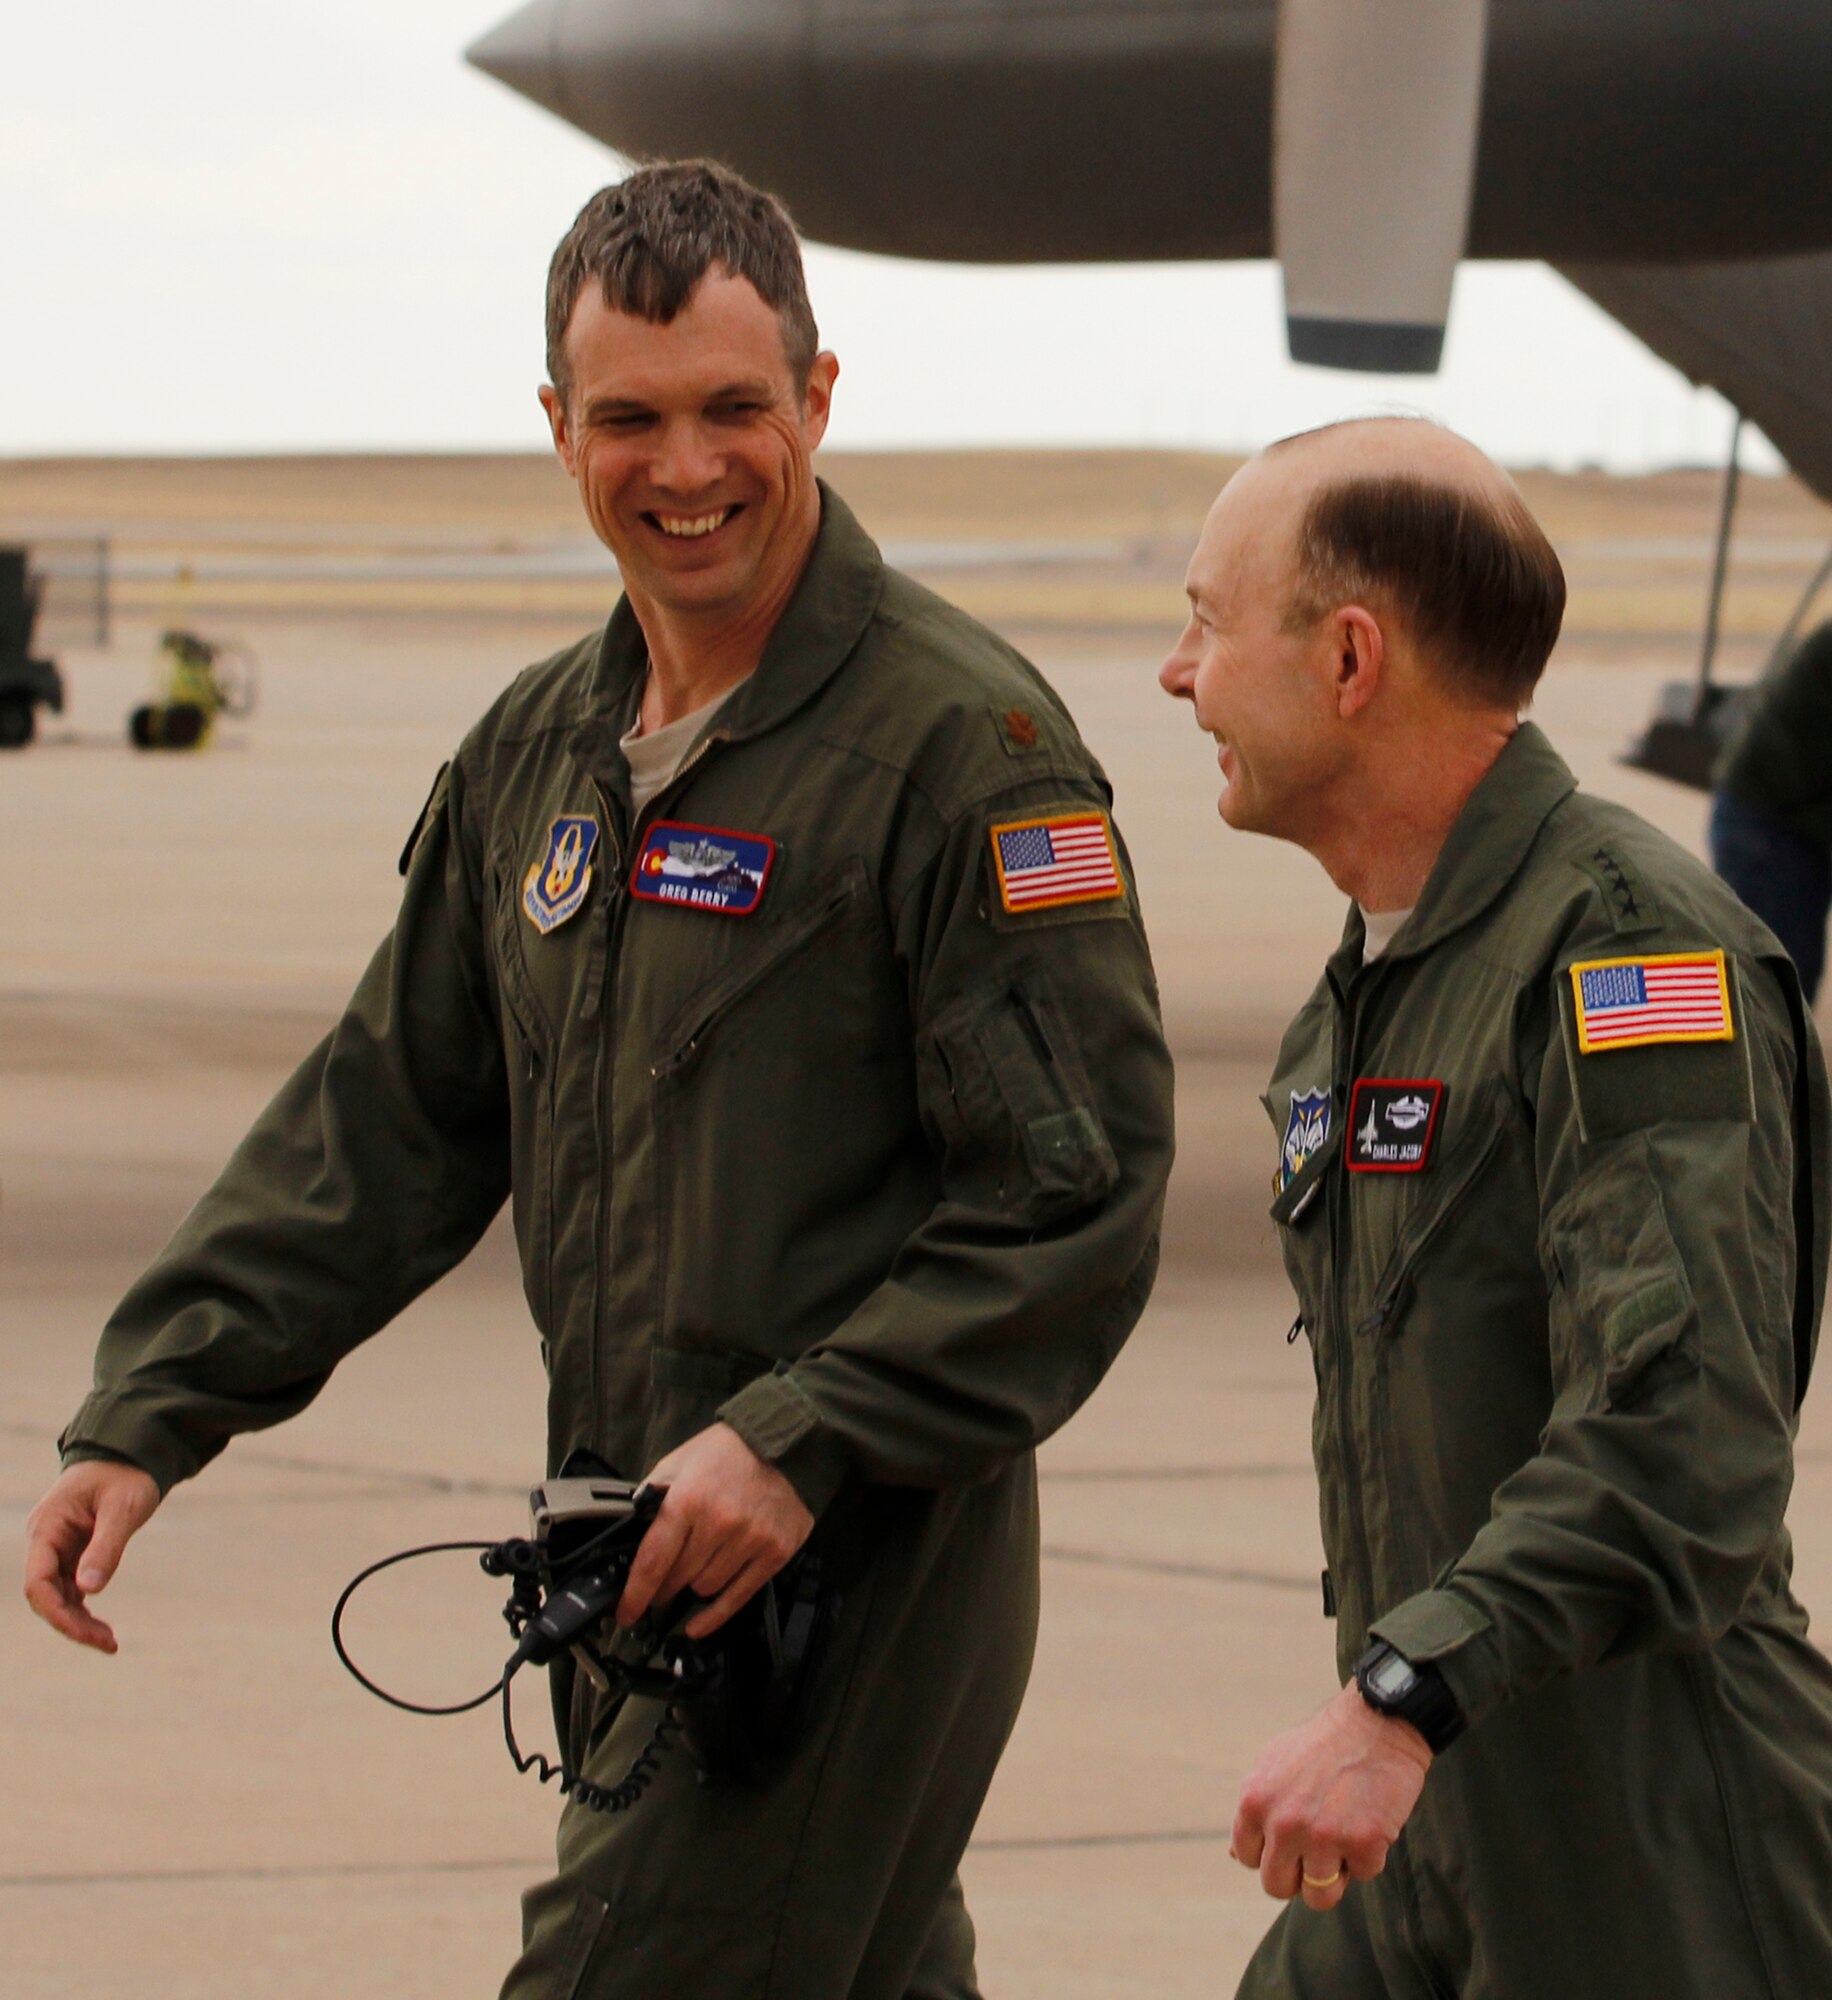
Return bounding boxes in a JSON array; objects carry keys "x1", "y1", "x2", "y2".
[{"x1": 647, "y1": 507, "x2": 737, "y2": 539}]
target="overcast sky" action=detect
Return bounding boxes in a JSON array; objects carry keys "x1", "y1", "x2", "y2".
[{"x1": 4, "y1": 1, "x2": 1776, "y2": 472}]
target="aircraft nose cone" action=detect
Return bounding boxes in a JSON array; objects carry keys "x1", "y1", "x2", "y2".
[{"x1": 465, "y1": 0, "x2": 566, "y2": 122}]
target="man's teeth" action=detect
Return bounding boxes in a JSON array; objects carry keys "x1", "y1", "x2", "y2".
[{"x1": 655, "y1": 510, "x2": 731, "y2": 539}]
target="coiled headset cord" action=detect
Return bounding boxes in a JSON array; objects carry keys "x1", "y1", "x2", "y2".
[{"x1": 331, "y1": 1537, "x2": 683, "y2": 1814}]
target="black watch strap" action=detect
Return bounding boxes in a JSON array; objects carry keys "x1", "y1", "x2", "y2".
[{"x1": 1353, "y1": 1640, "x2": 1466, "y2": 1754}]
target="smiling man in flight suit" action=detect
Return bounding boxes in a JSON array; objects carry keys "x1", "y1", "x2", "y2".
[
  {"x1": 1161, "y1": 417, "x2": 1832, "y2": 1998},
  {"x1": 23, "y1": 161, "x2": 1174, "y2": 2000}
]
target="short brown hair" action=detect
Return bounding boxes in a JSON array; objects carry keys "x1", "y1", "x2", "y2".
[
  {"x1": 545, "y1": 160, "x2": 819, "y2": 403},
  {"x1": 1280, "y1": 469, "x2": 1566, "y2": 709}
]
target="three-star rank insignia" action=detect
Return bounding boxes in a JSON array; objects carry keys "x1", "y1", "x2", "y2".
[
  {"x1": 630, "y1": 820, "x2": 775, "y2": 916},
  {"x1": 522, "y1": 815, "x2": 601, "y2": 935},
  {"x1": 1346, "y1": 1078, "x2": 1446, "y2": 1173}
]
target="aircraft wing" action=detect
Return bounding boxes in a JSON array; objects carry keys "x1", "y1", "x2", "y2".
[{"x1": 1559, "y1": 253, "x2": 1832, "y2": 507}]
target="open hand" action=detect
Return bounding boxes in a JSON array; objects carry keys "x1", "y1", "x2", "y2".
[
  {"x1": 1231, "y1": 1682, "x2": 1432, "y2": 1911},
  {"x1": 24, "y1": 1460, "x2": 162, "y2": 1653},
  {"x1": 616, "y1": 1422, "x2": 813, "y2": 1640}
]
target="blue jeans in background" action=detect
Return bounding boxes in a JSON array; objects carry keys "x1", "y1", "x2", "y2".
[{"x1": 1708, "y1": 788, "x2": 1831, "y2": 1002}]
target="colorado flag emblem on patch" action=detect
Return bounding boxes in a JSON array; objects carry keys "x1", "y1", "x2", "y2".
[
  {"x1": 630, "y1": 820, "x2": 774, "y2": 916},
  {"x1": 1571, "y1": 949, "x2": 1734, "y2": 1053},
  {"x1": 989, "y1": 810, "x2": 1124, "y2": 914},
  {"x1": 523, "y1": 815, "x2": 600, "y2": 935}
]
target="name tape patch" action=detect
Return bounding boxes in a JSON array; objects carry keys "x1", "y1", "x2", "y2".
[
  {"x1": 523, "y1": 815, "x2": 600, "y2": 934},
  {"x1": 1570, "y1": 949, "x2": 1733, "y2": 1054},
  {"x1": 631, "y1": 819, "x2": 774, "y2": 916},
  {"x1": 989, "y1": 810, "x2": 1124, "y2": 914},
  {"x1": 1347, "y1": 1079, "x2": 1446, "y2": 1174}
]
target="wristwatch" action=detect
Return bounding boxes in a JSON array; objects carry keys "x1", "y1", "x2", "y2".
[{"x1": 1353, "y1": 1639, "x2": 1466, "y2": 1754}]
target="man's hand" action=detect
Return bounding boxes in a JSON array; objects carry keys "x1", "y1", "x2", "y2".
[
  {"x1": 1231, "y1": 1682, "x2": 1432, "y2": 1911},
  {"x1": 616, "y1": 1422, "x2": 814, "y2": 1641},
  {"x1": 23, "y1": 1461, "x2": 162, "y2": 1654}
]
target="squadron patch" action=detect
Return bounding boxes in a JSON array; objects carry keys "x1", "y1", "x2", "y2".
[
  {"x1": 1278, "y1": 1087, "x2": 1332, "y2": 1194},
  {"x1": 1570, "y1": 949, "x2": 1734, "y2": 1054},
  {"x1": 988, "y1": 810, "x2": 1124, "y2": 914},
  {"x1": 522, "y1": 815, "x2": 600, "y2": 935},
  {"x1": 1346, "y1": 1079, "x2": 1446, "y2": 1173},
  {"x1": 631, "y1": 819, "x2": 774, "y2": 916}
]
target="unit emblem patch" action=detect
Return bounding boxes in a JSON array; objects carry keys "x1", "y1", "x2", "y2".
[
  {"x1": 1278, "y1": 1086, "x2": 1332, "y2": 1193},
  {"x1": 522, "y1": 815, "x2": 600, "y2": 935},
  {"x1": 630, "y1": 819, "x2": 774, "y2": 916},
  {"x1": 988, "y1": 810, "x2": 1124, "y2": 914},
  {"x1": 1346, "y1": 1079, "x2": 1446, "y2": 1173},
  {"x1": 1570, "y1": 949, "x2": 1733, "y2": 1054}
]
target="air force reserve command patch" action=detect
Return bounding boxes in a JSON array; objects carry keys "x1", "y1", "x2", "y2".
[
  {"x1": 1347, "y1": 1079, "x2": 1446, "y2": 1173},
  {"x1": 1570, "y1": 949, "x2": 1734, "y2": 1053},
  {"x1": 989, "y1": 809, "x2": 1124, "y2": 914},
  {"x1": 631, "y1": 820, "x2": 774, "y2": 915},
  {"x1": 1278, "y1": 1086, "x2": 1332, "y2": 1194},
  {"x1": 523, "y1": 815, "x2": 600, "y2": 935}
]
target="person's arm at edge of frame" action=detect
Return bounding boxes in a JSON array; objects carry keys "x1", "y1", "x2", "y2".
[{"x1": 22, "y1": 748, "x2": 513, "y2": 1653}]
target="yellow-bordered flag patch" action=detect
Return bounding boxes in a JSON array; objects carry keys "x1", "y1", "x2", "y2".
[
  {"x1": 990, "y1": 810, "x2": 1124, "y2": 914},
  {"x1": 1570, "y1": 948, "x2": 1733, "y2": 1054}
]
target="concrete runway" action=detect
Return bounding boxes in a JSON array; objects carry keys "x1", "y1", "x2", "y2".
[{"x1": 6, "y1": 454, "x2": 1832, "y2": 1996}]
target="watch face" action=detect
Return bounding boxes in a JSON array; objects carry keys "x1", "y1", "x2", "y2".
[{"x1": 1369, "y1": 1652, "x2": 1419, "y2": 1702}]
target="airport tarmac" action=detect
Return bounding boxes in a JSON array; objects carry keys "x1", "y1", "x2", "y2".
[{"x1": 6, "y1": 451, "x2": 1832, "y2": 1997}]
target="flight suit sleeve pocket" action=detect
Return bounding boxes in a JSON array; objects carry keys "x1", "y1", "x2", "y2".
[
  {"x1": 1557, "y1": 960, "x2": 1755, "y2": 1145},
  {"x1": 921, "y1": 974, "x2": 1120, "y2": 1222},
  {"x1": 1545, "y1": 1141, "x2": 1700, "y2": 1409}
]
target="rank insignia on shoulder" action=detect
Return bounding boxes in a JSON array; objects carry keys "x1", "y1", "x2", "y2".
[
  {"x1": 630, "y1": 819, "x2": 774, "y2": 916},
  {"x1": 1570, "y1": 949, "x2": 1733, "y2": 1054},
  {"x1": 1279, "y1": 1086, "x2": 1332, "y2": 1193},
  {"x1": 989, "y1": 809, "x2": 1124, "y2": 914},
  {"x1": 522, "y1": 815, "x2": 600, "y2": 935},
  {"x1": 1347, "y1": 1079, "x2": 1446, "y2": 1173}
]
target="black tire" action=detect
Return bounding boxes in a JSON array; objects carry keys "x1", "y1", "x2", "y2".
[
  {"x1": 0, "y1": 695, "x2": 35, "y2": 748},
  {"x1": 161, "y1": 702, "x2": 207, "y2": 749}
]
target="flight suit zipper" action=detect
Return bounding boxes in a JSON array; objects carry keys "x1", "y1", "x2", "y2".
[
  {"x1": 1328, "y1": 965, "x2": 1381, "y2": 1640},
  {"x1": 587, "y1": 729, "x2": 732, "y2": 1457}
]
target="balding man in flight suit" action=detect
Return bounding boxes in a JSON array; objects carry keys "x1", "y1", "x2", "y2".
[{"x1": 1162, "y1": 417, "x2": 1832, "y2": 1999}]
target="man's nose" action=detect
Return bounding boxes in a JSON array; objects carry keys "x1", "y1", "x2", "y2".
[
  {"x1": 1159, "y1": 631, "x2": 1198, "y2": 700},
  {"x1": 651, "y1": 419, "x2": 722, "y2": 494}
]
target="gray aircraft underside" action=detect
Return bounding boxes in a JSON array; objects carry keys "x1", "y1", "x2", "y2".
[{"x1": 469, "y1": 0, "x2": 1832, "y2": 503}]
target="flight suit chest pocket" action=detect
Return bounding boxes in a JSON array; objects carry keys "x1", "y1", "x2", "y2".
[
  {"x1": 1357, "y1": 1082, "x2": 1509, "y2": 1338},
  {"x1": 651, "y1": 854, "x2": 876, "y2": 1071},
  {"x1": 921, "y1": 971, "x2": 1119, "y2": 1224}
]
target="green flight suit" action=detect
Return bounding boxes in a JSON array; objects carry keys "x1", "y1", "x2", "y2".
[
  {"x1": 60, "y1": 490, "x2": 1175, "y2": 1999},
  {"x1": 1243, "y1": 722, "x2": 1832, "y2": 2000}
]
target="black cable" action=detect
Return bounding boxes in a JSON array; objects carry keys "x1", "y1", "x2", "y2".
[
  {"x1": 330, "y1": 1541, "x2": 508, "y2": 1716},
  {"x1": 502, "y1": 1677, "x2": 685, "y2": 1816},
  {"x1": 332, "y1": 1511, "x2": 689, "y2": 1813}
]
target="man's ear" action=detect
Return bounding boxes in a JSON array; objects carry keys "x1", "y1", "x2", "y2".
[
  {"x1": 802, "y1": 351, "x2": 840, "y2": 451},
  {"x1": 1332, "y1": 606, "x2": 1385, "y2": 720},
  {"x1": 538, "y1": 383, "x2": 577, "y2": 477}
]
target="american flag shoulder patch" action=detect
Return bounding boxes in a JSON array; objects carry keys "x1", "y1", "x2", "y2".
[
  {"x1": 989, "y1": 808, "x2": 1125, "y2": 914},
  {"x1": 1570, "y1": 948, "x2": 1734, "y2": 1054}
]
